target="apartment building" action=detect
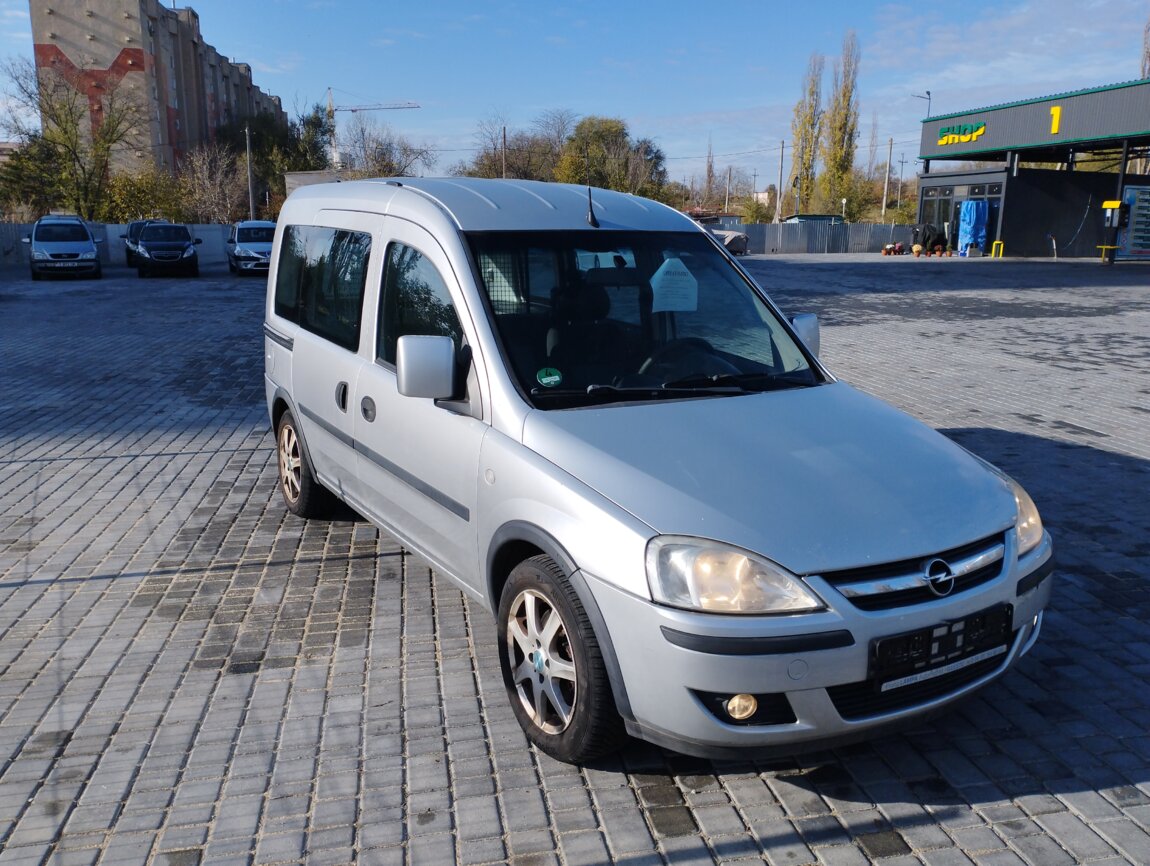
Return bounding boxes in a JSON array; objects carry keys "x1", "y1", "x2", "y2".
[{"x1": 29, "y1": 0, "x2": 286, "y2": 172}]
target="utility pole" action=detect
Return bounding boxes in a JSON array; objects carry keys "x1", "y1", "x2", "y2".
[
  {"x1": 881, "y1": 137, "x2": 893, "y2": 221},
  {"x1": 724, "y1": 166, "x2": 732, "y2": 211},
  {"x1": 502, "y1": 126, "x2": 507, "y2": 179},
  {"x1": 751, "y1": 169, "x2": 758, "y2": 199},
  {"x1": 896, "y1": 153, "x2": 907, "y2": 209},
  {"x1": 774, "y1": 141, "x2": 785, "y2": 223},
  {"x1": 245, "y1": 123, "x2": 255, "y2": 221}
]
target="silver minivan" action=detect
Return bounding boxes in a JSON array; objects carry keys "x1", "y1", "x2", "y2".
[{"x1": 264, "y1": 178, "x2": 1053, "y2": 763}]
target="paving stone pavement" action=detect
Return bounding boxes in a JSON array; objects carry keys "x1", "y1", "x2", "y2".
[{"x1": 1, "y1": 255, "x2": 1148, "y2": 866}]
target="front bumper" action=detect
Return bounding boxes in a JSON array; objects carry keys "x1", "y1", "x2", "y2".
[
  {"x1": 586, "y1": 535, "x2": 1053, "y2": 758},
  {"x1": 234, "y1": 256, "x2": 270, "y2": 271},
  {"x1": 31, "y1": 259, "x2": 100, "y2": 276},
  {"x1": 141, "y1": 255, "x2": 197, "y2": 273}
]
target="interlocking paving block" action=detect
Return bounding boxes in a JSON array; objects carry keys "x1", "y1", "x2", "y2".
[{"x1": 2, "y1": 258, "x2": 1149, "y2": 864}]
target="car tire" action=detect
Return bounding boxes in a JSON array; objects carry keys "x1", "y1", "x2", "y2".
[
  {"x1": 497, "y1": 555, "x2": 624, "y2": 763},
  {"x1": 190, "y1": 265, "x2": 199, "y2": 278},
  {"x1": 30, "y1": 270, "x2": 40, "y2": 282},
  {"x1": 275, "y1": 410, "x2": 334, "y2": 519},
  {"x1": 137, "y1": 266, "x2": 148, "y2": 278},
  {"x1": 93, "y1": 264, "x2": 102, "y2": 279}
]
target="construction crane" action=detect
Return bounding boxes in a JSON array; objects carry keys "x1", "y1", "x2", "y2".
[
  {"x1": 326, "y1": 87, "x2": 419, "y2": 119},
  {"x1": 325, "y1": 88, "x2": 419, "y2": 169}
]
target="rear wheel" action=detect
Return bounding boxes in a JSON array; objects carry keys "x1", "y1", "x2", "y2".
[
  {"x1": 275, "y1": 410, "x2": 334, "y2": 518},
  {"x1": 30, "y1": 269, "x2": 40, "y2": 282},
  {"x1": 497, "y1": 555, "x2": 624, "y2": 763}
]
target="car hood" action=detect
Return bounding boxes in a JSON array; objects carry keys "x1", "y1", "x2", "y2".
[
  {"x1": 520, "y1": 382, "x2": 1015, "y2": 575},
  {"x1": 140, "y1": 241, "x2": 193, "y2": 253}
]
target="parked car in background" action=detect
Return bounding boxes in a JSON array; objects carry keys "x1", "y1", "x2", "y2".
[
  {"x1": 226, "y1": 220, "x2": 276, "y2": 274},
  {"x1": 120, "y1": 218, "x2": 168, "y2": 266},
  {"x1": 135, "y1": 223, "x2": 201, "y2": 278},
  {"x1": 23, "y1": 215, "x2": 103, "y2": 280}
]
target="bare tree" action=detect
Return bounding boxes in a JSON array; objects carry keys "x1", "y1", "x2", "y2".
[
  {"x1": 790, "y1": 53, "x2": 824, "y2": 213},
  {"x1": 340, "y1": 113, "x2": 436, "y2": 178},
  {"x1": 178, "y1": 144, "x2": 245, "y2": 224},
  {"x1": 1, "y1": 55, "x2": 146, "y2": 218}
]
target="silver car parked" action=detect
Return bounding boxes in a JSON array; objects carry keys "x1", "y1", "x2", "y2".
[{"x1": 264, "y1": 178, "x2": 1053, "y2": 763}]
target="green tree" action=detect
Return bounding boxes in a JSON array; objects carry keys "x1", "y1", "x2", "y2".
[
  {"x1": 789, "y1": 53, "x2": 824, "y2": 214},
  {"x1": 818, "y1": 31, "x2": 861, "y2": 211},
  {"x1": 553, "y1": 116, "x2": 668, "y2": 199},
  {"x1": 0, "y1": 136, "x2": 60, "y2": 219},
  {"x1": 100, "y1": 164, "x2": 184, "y2": 222},
  {"x1": 1, "y1": 56, "x2": 146, "y2": 219}
]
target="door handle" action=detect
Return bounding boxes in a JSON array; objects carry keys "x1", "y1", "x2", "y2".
[
  {"x1": 335, "y1": 381, "x2": 349, "y2": 412},
  {"x1": 361, "y1": 396, "x2": 376, "y2": 423}
]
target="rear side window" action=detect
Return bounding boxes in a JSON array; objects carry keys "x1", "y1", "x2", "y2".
[
  {"x1": 378, "y1": 243, "x2": 462, "y2": 364},
  {"x1": 275, "y1": 224, "x2": 371, "y2": 352}
]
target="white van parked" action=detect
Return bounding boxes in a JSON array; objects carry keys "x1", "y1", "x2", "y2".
[{"x1": 264, "y1": 178, "x2": 1053, "y2": 763}]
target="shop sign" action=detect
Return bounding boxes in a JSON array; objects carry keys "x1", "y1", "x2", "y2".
[{"x1": 937, "y1": 122, "x2": 987, "y2": 146}]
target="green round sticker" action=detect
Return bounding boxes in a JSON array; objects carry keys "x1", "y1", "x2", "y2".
[{"x1": 536, "y1": 368, "x2": 563, "y2": 388}]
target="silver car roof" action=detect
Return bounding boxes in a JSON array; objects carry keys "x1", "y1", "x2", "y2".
[{"x1": 284, "y1": 177, "x2": 694, "y2": 233}]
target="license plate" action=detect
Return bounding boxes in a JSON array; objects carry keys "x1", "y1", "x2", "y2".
[
  {"x1": 50, "y1": 261, "x2": 81, "y2": 268},
  {"x1": 872, "y1": 603, "x2": 1012, "y2": 693}
]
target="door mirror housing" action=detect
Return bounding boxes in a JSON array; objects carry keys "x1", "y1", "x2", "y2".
[
  {"x1": 790, "y1": 313, "x2": 820, "y2": 357},
  {"x1": 396, "y1": 335, "x2": 456, "y2": 399}
]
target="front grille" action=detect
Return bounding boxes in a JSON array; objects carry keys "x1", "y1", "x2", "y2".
[
  {"x1": 826, "y1": 638, "x2": 1013, "y2": 720},
  {"x1": 816, "y1": 533, "x2": 1006, "y2": 611},
  {"x1": 50, "y1": 253, "x2": 79, "y2": 260}
]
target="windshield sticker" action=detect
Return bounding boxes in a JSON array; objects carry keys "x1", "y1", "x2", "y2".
[
  {"x1": 650, "y1": 257, "x2": 698, "y2": 312},
  {"x1": 536, "y1": 368, "x2": 563, "y2": 388}
]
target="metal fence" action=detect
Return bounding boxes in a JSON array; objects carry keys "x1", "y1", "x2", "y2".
[{"x1": 745, "y1": 222, "x2": 915, "y2": 254}]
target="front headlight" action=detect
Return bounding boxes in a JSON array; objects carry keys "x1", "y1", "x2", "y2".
[
  {"x1": 181, "y1": 246, "x2": 196, "y2": 258},
  {"x1": 646, "y1": 536, "x2": 825, "y2": 614},
  {"x1": 137, "y1": 247, "x2": 151, "y2": 258},
  {"x1": 1009, "y1": 477, "x2": 1044, "y2": 555},
  {"x1": 80, "y1": 250, "x2": 96, "y2": 260},
  {"x1": 32, "y1": 250, "x2": 49, "y2": 260},
  {"x1": 234, "y1": 246, "x2": 254, "y2": 257}
]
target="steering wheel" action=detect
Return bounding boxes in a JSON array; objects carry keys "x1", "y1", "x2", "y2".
[{"x1": 638, "y1": 337, "x2": 741, "y2": 381}]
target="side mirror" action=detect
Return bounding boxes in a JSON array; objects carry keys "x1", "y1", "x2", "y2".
[
  {"x1": 194, "y1": 238, "x2": 203, "y2": 245},
  {"x1": 119, "y1": 233, "x2": 128, "y2": 239},
  {"x1": 21, "y1": 236, "x2": 30, "y2": 244},
  {"x1": 94, "y1": 237, "x2": 104, "y2": 244},
  {"x1": 396, "y1": 335, "x2": 456, "y2": 400},
  {"x1": 225, "y1": 238, "x2": 234, "y2": 245},
  {"x1": 789, "y1": 312, "x2": 820, "y2": 357}
]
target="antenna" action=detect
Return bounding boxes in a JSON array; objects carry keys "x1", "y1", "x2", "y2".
[{"x1": 586, "y1": 187, "x2": 599, "y2": 228}]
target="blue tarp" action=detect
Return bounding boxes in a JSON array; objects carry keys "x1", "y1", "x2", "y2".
[{"x1": 957, "y1": 200, "x2": 988, "y2": 255}]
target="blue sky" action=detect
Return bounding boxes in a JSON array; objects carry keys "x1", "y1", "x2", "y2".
[{"x1": 2, "y1": 0, "x2": 1147, "y2": 186}]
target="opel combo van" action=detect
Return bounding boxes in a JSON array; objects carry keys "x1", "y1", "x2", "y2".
[{"x1": 264, "y1": 178, "x2": 1053, "y2": 763}]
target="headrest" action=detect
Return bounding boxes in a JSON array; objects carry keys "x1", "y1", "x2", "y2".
[{"x1": 553, "y1": 282, "x2": 610, "y2": 322}]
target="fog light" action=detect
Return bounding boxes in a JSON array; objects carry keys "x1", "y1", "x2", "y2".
[{"x1": 725, "y1": 693, "x2": 758, "y2": 721}]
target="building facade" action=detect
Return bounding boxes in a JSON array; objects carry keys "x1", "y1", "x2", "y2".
[{"x1": 29, "y1": 0, "x2": 286, "y2": 172}]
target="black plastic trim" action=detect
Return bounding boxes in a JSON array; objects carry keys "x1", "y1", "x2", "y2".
[
  {"x1": 297, "y1": 402, "x2": 469, "y2": 521},
  {"x1": 660, "y1": 627, "x2": 855, "y2": 656},
  {"x1": 263, "y1": 324, "x2": 294, "y2": 351},
  {"x1": 1016, "y1": 555, "x2": 1054, "y2": 597}
]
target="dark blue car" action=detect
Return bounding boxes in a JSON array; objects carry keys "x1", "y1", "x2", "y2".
[{"x1": 136, "y1": 223, "x2": 202, "y2": 278}]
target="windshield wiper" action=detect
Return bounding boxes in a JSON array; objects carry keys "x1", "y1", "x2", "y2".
[
  {"x1": 585, "y1": 382, "x2": 744, "y2": 397},
  {"x1": 661, "y1": 371, "x2": 817, "y2": 392}
]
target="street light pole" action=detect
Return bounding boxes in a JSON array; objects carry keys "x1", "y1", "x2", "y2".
[
  {"x1": 913, "y1": 90, "x2": 932, "y2": 117},
  {"x1": 245, "y1": 123, "x2": 255, "y2": 221}
]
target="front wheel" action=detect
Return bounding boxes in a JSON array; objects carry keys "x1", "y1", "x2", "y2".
[
  {"x1": 497, "y1": 556, "x2": 624, "y2": 763},
  {"x1": 275, "y1": 410, "x2": 333, "y2": 518}
]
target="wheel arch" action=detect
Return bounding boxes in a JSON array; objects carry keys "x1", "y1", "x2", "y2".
[
  {"x1": 486, "y1": 521, "x2": 633, "y2": 722},
  {"x1": 270, "y1": 390, "x2": 321, "y2": 480}
]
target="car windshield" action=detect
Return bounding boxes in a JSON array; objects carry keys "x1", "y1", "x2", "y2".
[
  {"x1": 467, "y1": 230, "x2": 820, "y2": 409},
  {"x1": 37, "y1": 224, "x2": 90, "y2": 242},
  {"x1": 142, "y1": 225, "x2": 191, "y2": 242},
  {"x1": 237, "y1": 226, "x2": 274, "y2": 243}
]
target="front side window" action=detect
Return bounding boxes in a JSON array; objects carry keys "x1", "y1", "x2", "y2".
[
  {"x1": 378, "y1": 243, "x2": 462, "y2": 365},
  {"x1": 274, "y1": 224, "x2": 371, "y2": 351},
  {"x1": 468, "y1": 230, "x2": 821, "y2": 408}
]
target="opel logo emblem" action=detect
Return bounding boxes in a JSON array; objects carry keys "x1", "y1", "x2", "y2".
[{"x1": 923, "y1": 558, "x2": 956, "y2": 597}]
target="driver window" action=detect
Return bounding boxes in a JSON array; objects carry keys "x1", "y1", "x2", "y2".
[{"x1": 378, "y1": 242, "x2": 463, "y2": 365}]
